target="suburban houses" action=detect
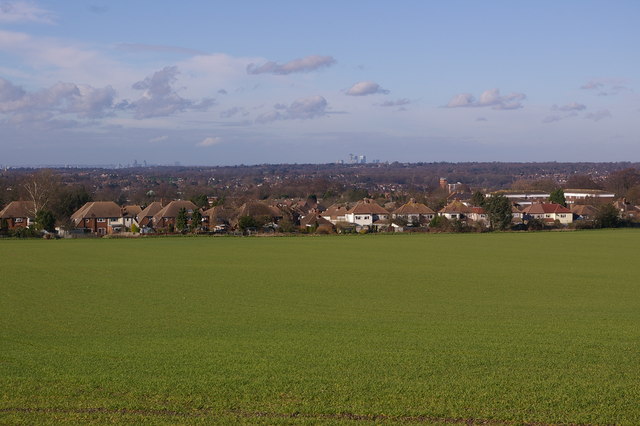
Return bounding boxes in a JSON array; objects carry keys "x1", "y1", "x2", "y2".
[
  {"x1": 5, "y1": 187, "x2": 638, "y2": 237},
  {"x1": 2, "y1": 165, "x2": 639, "y2": 237}
]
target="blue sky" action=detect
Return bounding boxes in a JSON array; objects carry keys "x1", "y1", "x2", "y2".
[{"x1": 1, "y1": 1, "x2": 638, "y2": 166}]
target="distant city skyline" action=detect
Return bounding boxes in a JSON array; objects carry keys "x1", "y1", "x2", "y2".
[{"x1": 1, "y1": 1, "x2": 639, "y2": 166}]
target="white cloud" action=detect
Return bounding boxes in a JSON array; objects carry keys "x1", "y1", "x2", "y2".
[
  {"x1": 0, "y1": 29, "x2": 134, "y2": 88},
  {"x1": 198, "y1": 136, "x2": 222, "y2": 147},
  {"x1": 256, "y1": 95, "x2": 329, "y2": 123},
  {"x1": 580, "y1": 80, "x2": 604, "y2": 90},
  {"x1": 0, "y1": 0, "x2": 54, "y2": 23},
  {"x1": 126, "y1": 66, "x2": 215, "y2": 119},
  {"x1": 580, "y1": 78, "x2": 629, "y2": 96},
  {"x1": 378, "y1": 98, "x2": 411, "y2": 107},
  {"x1": 220, "y1": 106, "x2": 248, "y2": 119},
  {"x1": 149, "y1": 135, "x2": 168, "y2": 143},
  {"x1": 585, "y1": 109, "x2": 612, "y2": 121},
  {"x1": 247, "y1": 55, "x2": 336, "y2": 75},
  {"x1": 446, "y1": 88, "x2": 526, "y2": 110},
  {"x1": 346, "y1": 81, "x2": 390, "y2": 96},
  {"x1": 552, "y1": 102, "x2": 586, "y2": 112},
  {"x1": 447, "y1": 93, "x2": 474, "y2": 107},
  {"x1": 0, "y1": 77, "x2": 115, "y2": 122}
]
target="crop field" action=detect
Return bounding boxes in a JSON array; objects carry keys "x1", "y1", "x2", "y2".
[{"x1": 1, "y1": 230, "x2": 640, "y2": 424}]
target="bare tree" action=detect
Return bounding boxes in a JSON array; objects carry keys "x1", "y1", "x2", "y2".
[{"x1": 20, "y1": 170, "x2": 60, "y2": 217}]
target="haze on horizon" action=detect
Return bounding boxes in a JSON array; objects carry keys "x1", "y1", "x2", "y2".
[{"x1": 0, "y1": 1, "x2": 638, "y2": 167}]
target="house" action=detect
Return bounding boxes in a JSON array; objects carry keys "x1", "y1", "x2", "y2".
[
  {"x1": 344, "y1": 199, "x2": 390, "y2": 230},
  {"x1": 321, "y1": 204, "x2": 351, "y2": 224},
  {"x1": 152, "y1": 200, "x2": 200, "y2": 231},
  {"x1": 521, "y1": 203, "x2": 573, "y2": 225},
  {"x1": 438, "y1": 200, "x2": 472, "y2": 220},
  {"x1": 136, "y1": 202, "x2": 163, "y2": 228},
  {"x1": 0, "y1": 201, "x2": 36, "y2": 229},
  {"x1": 468, "y1": 207, "x2": 489, "y2": 225},
  {"x1": 392, "y1": 199, "x2": 435, "y2": 225},
  {"x1": 71, "y1": 201, "x2": 123, "y2": 235},
  {"x1": 202, "y1": 205, "x2": 235, "y2": 232},
  {"x1": 613, "y1": 198, "x2": 640, "y2": 221},
  {"x1": 571, "y1": 204, "x2": 599, "y2": 221},
  {"x1": 121, "y1": 205, "x2": 142, "y2": 229},
  {"x1": 236, "y1": 201, "x2": 282, "y2": 223},
  {"x1": 511, "y1": 205, "x2": 524, "y2": 224},
  {"x1": 299, "y1": 213, "x2": 335, "y2": 232}
]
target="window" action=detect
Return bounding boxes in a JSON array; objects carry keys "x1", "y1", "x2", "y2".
[{"x1": 97, "y1": 218, "x2": 106, "y2": 223}]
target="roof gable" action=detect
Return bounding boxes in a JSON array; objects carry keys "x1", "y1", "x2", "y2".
[{"x1": 0, "y1": 201, "x2": 36, "y2": 218}]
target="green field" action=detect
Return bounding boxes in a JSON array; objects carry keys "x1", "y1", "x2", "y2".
[{"x1": 1, "y1": 230, "x2": 639, "y2": 424}]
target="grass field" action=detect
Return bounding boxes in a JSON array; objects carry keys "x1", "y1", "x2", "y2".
[{"x1": 1, "y1": 230, "x2": 639, "y2": 424}]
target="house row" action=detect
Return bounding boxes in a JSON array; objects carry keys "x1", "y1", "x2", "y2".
[{"x1": 3, "y1": 193, "x2": 639, "y2": 235}]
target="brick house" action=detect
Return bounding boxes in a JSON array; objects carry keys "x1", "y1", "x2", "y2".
[
  {"x1": 0, "y1": 201, "x2": 36, "y2": 229},
  {"x1": 151, "y1": 200, "x2": 200, "y2": 230},
  {"x1": 71, "y1": 201, "x2": 124, "y2": 235}
]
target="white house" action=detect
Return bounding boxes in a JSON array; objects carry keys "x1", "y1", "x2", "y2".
[
  {"x1": 521, "y1": 203, "x2": 573, "y2": 225},
  {"x1": 344, "y1": 199, "x2": 390, "y2": 229}
]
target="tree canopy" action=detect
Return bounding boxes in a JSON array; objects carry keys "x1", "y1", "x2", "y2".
[
  {"x1": 176, "y1": 208, "x2": 188, "y2": 232},
  {"x1": 549, "y1": 188, "x2": 566, "y2": 206},
  {"x1": 484, "y1": 194, "x2": 512, "y2": 230}
]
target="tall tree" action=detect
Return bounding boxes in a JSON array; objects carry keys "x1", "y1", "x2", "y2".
[
  {"x1": 20, "y1": 169, "x2": 60, "y2": 218},
  {"x1": 190, "y1": 194, "x2": 209, "y2": 209},
  {"x1": 484, "y1": 194, "x2": 512, "y2": 230},
  {"x1": 605, "y1": 168, "x2": 640, "y2": 197},
  {"x1": 594, "y1": 204, "x2": 621, "y2": 228},
  {"x1": 35, "y1": 209, "x2": 56, "y2": 232},
  {"x1": 549, "y1": 188, "x2": 566, "y2": 206},
  {"x1": 176, "y1": 208, "x2": 188, "y2": 232},
  {"x1": 190, "y1": 209, "x2": 202, "y2": 232},
  {"x1": 471, "y1": 190, "x2": 486, "y2": 207}
]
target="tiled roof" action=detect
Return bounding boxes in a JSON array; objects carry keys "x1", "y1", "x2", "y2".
[
  {"x1": 137, "y1": 202, "x2": 163, "y2": 221},
  {"x1": 300, "y1": 213, "x2": 333, "y2": 227},
  {"x1": 393, "y1": 200, "x2": 435, "y2": 215},
  {"x1": 439, "y1": 200, "x2": 472, "y2": 214},
  {"x1": 71, "y1": 201, "x2": 122, "y2": 222},
  {"x1": 348, "y1": 199, "x2": 389, "y2": 215},
  {"x1": 237, "y1": 201, "x2": 281, "y2": 218},
  {"x1": 0, "y1": 201, "x2": 35, "y2": 218},
  {"x1": 571, "y1": 204, "x2": 598, "y2": 216},
  {"x1": 521, "y1": 203, "x2": 571, "y2": 214},
  {"x1": 203, "y1": 205, "x2": 235, "y2": 223},
  {"x1": 322, "y1": 204, "x2": 350, "y2": 219},
  {"x1": 122, "y1": 205, "x2": 142, "y2": 218},
  {"x1": 152, "y1": 200, "x2": 199, "y2": 222}
]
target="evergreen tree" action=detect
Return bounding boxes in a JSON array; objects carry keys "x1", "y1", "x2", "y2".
[
  {"x1": 549, "y1": 188, "x2": 566, "y2": 206},
  {"x1": 594, "y1": 204, "x2": 621, "y2": 228},
  {"x1": 35, "y1": 209, "x2": 56, "y2": 232},
  {"x1": 471, "y1": 190, "x2": 486, "y2": 207},
  {"x1": 191, "y1": 210, "x2": 202, "y2": 232},
  {"x1": 484, "y1": 194, "x2": 512, "y2": 230},
  {"x1": 176, "y1": 208, "x2": 188, "y2": 232}
]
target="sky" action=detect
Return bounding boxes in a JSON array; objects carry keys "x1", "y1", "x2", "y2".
[{"x1": 0, "y1": 1, "x2": 638, "y2": 166}]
